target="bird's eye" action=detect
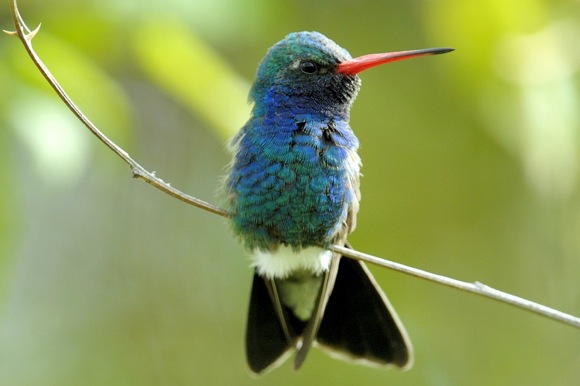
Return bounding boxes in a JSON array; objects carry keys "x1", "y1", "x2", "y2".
[{"x1": 300, "y1": 61, "x2": 318, "y2": 74}]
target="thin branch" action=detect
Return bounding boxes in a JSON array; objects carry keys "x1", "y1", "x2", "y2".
[
  {"x1": 5, "y1": 0, "x2": 228, "y2": 218},
  {"x1": 330, "y1": 245, "x2": 580, "y2": 328},
  {"x1": 5, "y1": 0, "x2": 580, "y2": 330}
]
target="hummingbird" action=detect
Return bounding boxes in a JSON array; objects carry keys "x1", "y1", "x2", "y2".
[{"x1": 223, "y1": 31, "x2": 452, "y2": 374}]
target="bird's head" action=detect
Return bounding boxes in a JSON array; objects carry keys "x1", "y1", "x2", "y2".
[
  {"x1": 249, "y1": 31, "x2": 452, "y2": 118},
  {"x1": 249, "y1": 31, "x2": 359, "y2": 116}
]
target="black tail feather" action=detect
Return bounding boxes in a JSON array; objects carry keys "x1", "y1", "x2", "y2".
[
  {"x1": 317, "y1": 257, "x2": 413, "y2": 368},
  {"x1": 245, "y1": 273, "x2": 292, "y2": 374},
  {"x1": 245, "y1": 251, "x2": 412, "y2": 374}
]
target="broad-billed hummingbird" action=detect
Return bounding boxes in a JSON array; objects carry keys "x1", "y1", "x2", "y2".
[{"x1": 223, "y1": 31, "x2": 452, "y2": 374}]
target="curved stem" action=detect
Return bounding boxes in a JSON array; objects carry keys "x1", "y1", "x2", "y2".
[
  {"x1": 330, "y1": 245, "x2": 580, "y2": 328},
  {"x1": 6, "y1": 0, "x2": 229, "y2": 218}
]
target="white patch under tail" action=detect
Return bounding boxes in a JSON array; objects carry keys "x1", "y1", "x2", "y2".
[{"x1": 252, "y1": 246, "x2": 333, "y2": 279}]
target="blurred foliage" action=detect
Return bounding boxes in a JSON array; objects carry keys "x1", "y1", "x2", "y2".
[
  {"x1": 133, "y1": 16, "x2": 250, "y2": 140},
  {"x1": 1, "y1": 1, "x2": 580, "y2": 385}
]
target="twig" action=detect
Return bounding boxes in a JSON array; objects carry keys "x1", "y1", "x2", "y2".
[
  {"x1": 5, "y1": 0, "x2": 228, "y2": 218},
  {"x1": 330, "y1": 245, "x2": 580, "y2": 328},
  {"x1": 5, "y1": 0, "x2": 580, "y2": 330}
]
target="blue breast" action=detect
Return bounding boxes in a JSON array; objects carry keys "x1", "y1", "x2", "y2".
[{"x1": 226, "y1": 113, "x2": 359, "y2": 251}]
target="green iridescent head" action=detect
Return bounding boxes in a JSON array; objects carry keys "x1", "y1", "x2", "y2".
[{"x1": 249, "y1": 31, "x2": 361, "y2": 113}]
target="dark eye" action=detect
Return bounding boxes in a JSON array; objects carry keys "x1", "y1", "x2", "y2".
[{"x1": 300, "y1": 60, "x2": 318, "y2": 74}]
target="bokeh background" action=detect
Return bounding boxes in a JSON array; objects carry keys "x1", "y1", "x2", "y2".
[{"x1": 1, "y1": 0, "x2": 580, "y2": 385}]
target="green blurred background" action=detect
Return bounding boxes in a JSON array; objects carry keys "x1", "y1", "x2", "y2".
[{"x1": 1, "y1": 0, "x2": 580, "y2": 385}]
